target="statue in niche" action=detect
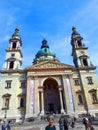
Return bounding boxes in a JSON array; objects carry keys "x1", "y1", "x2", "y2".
[{"x1": 5, "y1": 98, "x2": 9, "y2": 108}]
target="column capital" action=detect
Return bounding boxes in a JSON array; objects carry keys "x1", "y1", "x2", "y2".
[
  {"x1": 27, "y1": 76, "x2": 34, "y2": 80},
  {"x1": 38, "y1": 86, "x2": 43, "y2": 92},
  {"x1": 58, "y1": 86, "x2": 63, "y2": 91}
]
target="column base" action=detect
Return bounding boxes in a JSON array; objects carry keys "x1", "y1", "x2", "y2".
[
  {"x1": 40, "y1": 110, "x2": 44, "y2": 115},
  {"x1": 61, "y1": 109, "x2": 65, "y2": 114}
]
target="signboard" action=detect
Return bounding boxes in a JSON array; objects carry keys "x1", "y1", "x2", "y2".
[
  {"x1": 66, "y1": 77, "x2": 74, "y2": 110},
  {"x1": 30, "y1": 80, "x2": 34, "y2": 113}
]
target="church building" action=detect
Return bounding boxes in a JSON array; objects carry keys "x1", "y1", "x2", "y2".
[{"x1": 0, "y1": 27, "x2": 98, "y2": 122}]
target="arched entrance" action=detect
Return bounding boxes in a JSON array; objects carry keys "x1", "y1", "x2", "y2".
[{"x1": 43, "y1": 78, "x2": 60, "y2": 114}]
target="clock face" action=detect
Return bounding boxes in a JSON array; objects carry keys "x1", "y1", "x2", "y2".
[{"x1": 80, "y1": 51, "x2": 85, "y2": 55}]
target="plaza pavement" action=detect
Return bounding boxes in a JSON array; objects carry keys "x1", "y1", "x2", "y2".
[
  {"x1": 11, "y1": 120, "x2": 98, "y2": 130},
  {"x1": 0, "y1": 116, "x2": 98, "y2": 130}
]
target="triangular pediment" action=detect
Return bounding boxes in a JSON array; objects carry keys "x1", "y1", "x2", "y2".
[{"x1": 26, "y1": 61, "x2": 73, "y2": 70}]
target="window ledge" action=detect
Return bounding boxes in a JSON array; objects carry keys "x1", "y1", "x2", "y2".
[
  {"x1": 17, "y1": 107, "x2": 25, "y2": 109},
  {"x1": 88, "y1": 83, "x2": 93, "y2": 85},
  {"x1": 5, "y1": 87, "x2": 11, "y2": 89},
  {"x1": 19, "y1": 86, "x2": 25, "y2": 88},
  {"x1": 2, "y1": 108, "x2": 9, "y2": 110},
  {"x1": 92, "y1": 101, "x2": 98, "y2": 104},
  {"x1": 78, "y1": 103, "x2": 84, "y2": 105}
]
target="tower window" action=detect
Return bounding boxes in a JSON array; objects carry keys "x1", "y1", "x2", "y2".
[
  {"x1": 77, "y1": 40, "x2": 82, "y2": 47},
  {"x1": 11, "y1": 53, "x2": 15, "y2": 57},
  {"x1": 12, "y1": 42, "x2": 16, "y2": 49},
  {"x1": 74, "y1": 78, "x2": 80, "y2": 85},
  {"x1": 9, "y1": 61, "x2": 14, "y2": 69},
  {"x1": 6, "y1": 82, "x2": 11, "y2": 88},
  {"x1": 86, "y1": 77, "x2": 93, "y2": 84},
  {"x1": 5, "y1": 80, "x2": 12, "y2": 88},
  {"x1": 78, "y1": 95, "x2": 83, "y2": 104},
  {"x1": 83, "y1": 58, "x2": 88, "y2": 66},
  {"x1": 21, "y1": 82, "x2": 26, "y2": 88}
]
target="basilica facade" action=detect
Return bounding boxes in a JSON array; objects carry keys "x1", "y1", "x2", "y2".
[{"x1": 0, "y1": 27, "x2": 98, "y2": 122}]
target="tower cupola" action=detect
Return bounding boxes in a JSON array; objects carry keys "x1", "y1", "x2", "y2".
[
  {"x1": 71, "y1": 27, "x2": 84, "y2": 50},
  {"x1": 12, "y1": 27, "x2": 21, "y2": 39},
  {"x1": 41, "y1": 39, "x2": 49, "y2": 49}
]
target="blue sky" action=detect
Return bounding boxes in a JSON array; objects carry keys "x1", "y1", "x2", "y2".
[{"x1": 0, "y1": 0, "x2": 98, "y2": 76}]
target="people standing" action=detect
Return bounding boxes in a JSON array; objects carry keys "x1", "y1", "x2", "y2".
[
  {"x1": 82, "y1": 117, "x2": 89, "y2": 130},
  {"x1": 45, "y1": 116, "x2": 56, "y2": 130},
  {"x1": 6, "y1": 121, "x2": 12, "y2": 130},
  {"x1": 88, "y1": 114, "x2": 95, "y2": 130},
  {"x1": 59, "y1": 117, "x2": 64, "y2": 130},
  {"x1": 70, "y1": 117, "x2": 75, "y2": 128},
  {"x1": 63, "y1": 117, "x2": 69, "y2": 130},
  {"x1": 1, "y1": 121, "x2": 7, "y2": 130}
]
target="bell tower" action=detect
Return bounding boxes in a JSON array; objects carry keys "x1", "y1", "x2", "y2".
[
  {"x1": 70, "y1": 27, "x2": 97, "y2": 114},
  {"x1": 3, "y1": 27, "x2": 23, "y2": 70},
  {"x1": 71, "y1": 27, "x2": 94, "y2": 68}
]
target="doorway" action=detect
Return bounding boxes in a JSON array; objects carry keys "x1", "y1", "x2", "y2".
[{"x1": 43, "y1": 78, "x2": 60, "y2": 114}]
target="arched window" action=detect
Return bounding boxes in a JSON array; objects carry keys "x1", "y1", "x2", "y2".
[
  {"x1": 12, "y1": 42, "x2": 16, "y2": 49},
  {"x1": 77, "y1": 40, "x2": 82, "y2": 47},
  {"x1": 20, "y1": 98, "x2": 24, "y2": 107},
  {"x1": 78, "y1": 95, "x2": 83, "y2": 104},
  {"x1": 9, "y1": 61, "x2": 14, "y2": 69},
  {"x1": 83, "y1": 58, "x2": 88, "y2": 66}
]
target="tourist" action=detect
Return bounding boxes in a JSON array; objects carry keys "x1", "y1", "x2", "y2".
[
  {"x1": 82, "y1": 117, "x2": 89, "y2": 130},
  {"x1": 1, "y1": 121, "x2": 7, "y2": 130},
  {"x1": 6, "y1": 121, "x2": 12, "y2": 130},
  {"x1": 88, "y1": 114, "x2": 95, "y2": 130},
  {"x1": 59, "y1": 117, "x2": 64, "y2": 130},
  {"x1": 70, "y1": 117, "x2": 75, "y2": 128},
  {"x1": 63, "y1": 117, "x2": 69, "y2": 130},
  {"x1": 45, "y1": 116, "x2": 56, "y2": 130}
]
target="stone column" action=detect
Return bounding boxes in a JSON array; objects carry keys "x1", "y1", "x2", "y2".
[
  {"x1": 25, "y1": 77, "x2": 31, "y2": 118},
  {"x1": 38, "y1": 91, "x2": 40, "y2": 114},
  {"x1": 40, "y1": 90, "x2": 44, "y2": 115},
  {"x1": 59, "y1": 88, "x2": 65, "y2": 114}
]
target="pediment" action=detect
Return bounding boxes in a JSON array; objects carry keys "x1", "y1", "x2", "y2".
[
  {"x1": 26, "y1": 61, "x2": 73, "y2": 70},
  {"x1": 2, "y1": 93, "x2": 11, "y2": 97},
  {"x1": 88, "y1": 89, "x2": 97, "y2": 93}
]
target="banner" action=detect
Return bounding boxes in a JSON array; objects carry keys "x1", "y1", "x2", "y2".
[
  {"x1": 30, "y1": 80, "x2": 34, "y2": 113},
  {"x1": 66, "y1": 77, "x2": 74, "y2": 110}
]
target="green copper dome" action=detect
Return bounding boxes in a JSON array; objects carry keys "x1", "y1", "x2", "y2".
[
  {"x1": 36, "y1": 47, "x2": 55, "y2": 57},
  {"x1": 33, "y1": 39, "x2": 59, "y2": 64}
]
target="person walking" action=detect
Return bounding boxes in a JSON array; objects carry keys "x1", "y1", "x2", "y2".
[{"x1": 45, "y1": 116, "x2": 56, "y2": 130}]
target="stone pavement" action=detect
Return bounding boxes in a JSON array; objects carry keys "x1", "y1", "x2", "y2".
[
  {"x1": 12, "y1": 122, "x2": 98, "y2": 130},
  {"x1": 0, "y1": 118, "x2": 98, "y2": 130}
]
